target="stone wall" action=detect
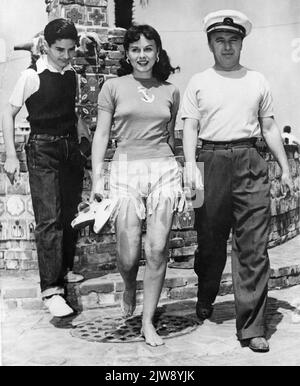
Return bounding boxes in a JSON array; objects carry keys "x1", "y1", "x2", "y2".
[
  {"x1": 0, "y1": 0, "x2": 124, "y2": 272},
  {"x1": 0, "y1": 0, "x2": 299, "y2": 273},
  {"x1": 266, "y1": 144, "x2": 300, "y2": 247},
  {"x1": 1, "y1": 132, "x2": 298, "y2": 273}
]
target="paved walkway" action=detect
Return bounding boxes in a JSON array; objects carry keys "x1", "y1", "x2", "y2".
[
  {"x1": 1, "y1": 284, "x2": 300, "y2": 366},
  {"x1": 1, "y1": 236, "x2": 300, "y2": 367}
]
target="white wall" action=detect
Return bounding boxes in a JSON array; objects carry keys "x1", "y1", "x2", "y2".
[
  {"x1": 134, "y1": 0, "x2": 300, "y2": 137},
  {"x1": 0, "y1": 0, "x2": 48, "y2": 129}
]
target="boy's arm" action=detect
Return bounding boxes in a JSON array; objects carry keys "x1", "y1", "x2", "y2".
[
  {"x1": 77, "y1": 114, "x2": 90, "y2": 142},
  {"x1": 77, "y1": 114, "x2": 91, "y2": 158},
  {"x1": 2, "y1": 103, "x2": 22, "y2": 182}
]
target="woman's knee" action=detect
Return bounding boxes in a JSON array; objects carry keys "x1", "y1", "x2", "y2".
[
  {"x1": 144, "y1": 241, "x2": 168, "y2": 267},
  {"x1": 117, "y1": 258, "x2": 139, "y2": 274}
]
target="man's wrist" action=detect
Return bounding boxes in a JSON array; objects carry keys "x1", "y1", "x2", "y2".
[{"x1": 185, "y1": 159, "x2": 197, "y2": 165}]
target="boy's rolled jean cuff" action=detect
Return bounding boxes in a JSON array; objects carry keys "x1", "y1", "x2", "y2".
[{"x1": 41, "y1": 287, "x2": 65, "y2": 299}]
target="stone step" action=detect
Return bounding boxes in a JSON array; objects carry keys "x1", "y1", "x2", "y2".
[
  {"x1": 2, "y1": 260, "x2": 300, "y2": 312},
  {"x1": 1, "y1": 236, "x2": 299, "y2": 311}
]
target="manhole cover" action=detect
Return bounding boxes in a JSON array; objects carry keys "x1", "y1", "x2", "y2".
[{"x1": 71, "y1": 311, "x2": 199, "y2": 343}]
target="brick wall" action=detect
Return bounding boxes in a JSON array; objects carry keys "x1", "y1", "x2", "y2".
[
  {"x1": 0, "y1": 0, "x2": 299, "y2": 273},
  {"x1": 1, "y1": 136, "x2": 299, "y2": 273}
]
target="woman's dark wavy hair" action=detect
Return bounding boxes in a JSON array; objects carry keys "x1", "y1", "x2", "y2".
[{"x1": 117, "y1": 24, "x2": 179, "y2": 82}]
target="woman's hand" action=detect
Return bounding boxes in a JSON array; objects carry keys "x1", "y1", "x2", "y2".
[{"x1": 89, "y1": 179, "x2": 105, "y2": 203}]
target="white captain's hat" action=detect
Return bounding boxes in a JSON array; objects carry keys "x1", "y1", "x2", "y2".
[{"x1": 203, "y1": 10, "x2": 252, "y2": 38}]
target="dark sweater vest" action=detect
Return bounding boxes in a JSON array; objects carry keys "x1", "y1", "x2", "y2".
[{"x1": 25, "y1": 63, "x2": 77, "y2": 135}]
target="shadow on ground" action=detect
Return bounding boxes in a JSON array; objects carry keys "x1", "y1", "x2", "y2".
[
  {"x1": 159, "y1": 296, "x2": 296, "y2": 340},
  {"x1": 50, "y1": 312, "x2": 80, "y2": 329},
  {"x1": 203, "y1": 296, "x2": 295, "y2": 339},
  {"x1": 49, "y1": 296, "x2": 297, "y2": 345}
]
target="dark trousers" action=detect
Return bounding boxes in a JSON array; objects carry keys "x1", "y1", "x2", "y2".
[
  {"x1": 25, "y1": 134, "x2": 84, "y2": 297},
  {"x1": 194, "y1": 146, "x2": 271, "y2": 340}
]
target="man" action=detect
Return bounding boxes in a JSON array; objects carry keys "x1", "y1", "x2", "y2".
[
  {"x1": 182, "y1": 10, "x2": 293, "y2": 352},
  {"x1": 281, "y1": 125, "x2": 300, "y2": 146},
  {"x1": 2, "y1": 18, "x2": 90, "y2": 317}
]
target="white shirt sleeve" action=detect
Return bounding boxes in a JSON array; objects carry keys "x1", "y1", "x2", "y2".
[
  {"x1": 258, "y1": 74, "x2": 274, "y2": 118},
  {"x1": 9, "y1": 69, "x2": 40, "y2": 107},
  {"x1": 181, "y1": 75, "x2": 201, "y2": 120}
]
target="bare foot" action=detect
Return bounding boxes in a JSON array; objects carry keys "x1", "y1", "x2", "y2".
[
  {"x1": 141, "y1": 323, "x2": 164, "y2": 347},
  {"x1": 121, "y1": 288, "x2": 136, "y2": 318}
]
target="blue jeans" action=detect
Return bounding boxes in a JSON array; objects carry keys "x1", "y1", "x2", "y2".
[{"x1": 25, "y1": 133, "x2": 84, "y2": 298}]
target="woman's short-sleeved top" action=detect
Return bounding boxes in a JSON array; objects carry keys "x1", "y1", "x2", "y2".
[{"x1": 98, "y1": 74, "x2": 180, "y2": 160}]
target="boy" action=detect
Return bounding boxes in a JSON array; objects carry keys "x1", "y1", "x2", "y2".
[{"x1": 2, "y1": 18, "x2": 89, "y2": 317}]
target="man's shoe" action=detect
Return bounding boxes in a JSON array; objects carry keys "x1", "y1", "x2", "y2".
[
  {"x1": 248, "y1": 337, "x2": 269, "y2": 353},
  {"x1": 291, "y1": 298, "x2": 300, "y2": 323},
  {"x1": 64, "y1": 271, "x2": 84, "y2": 283},
  {"x1": 196, "y1": 303, "x2": 213, "y2": 320},
  {"x1": 291, "y1": 308, "x2": 300, "y2": 323},
  {"x1": 44, "y1": 295, "x2": 74, "y2": 317}
]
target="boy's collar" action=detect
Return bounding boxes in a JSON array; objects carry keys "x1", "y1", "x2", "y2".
[{"x1": 36, "y1": 55, "x2": 74, "y2": 74}]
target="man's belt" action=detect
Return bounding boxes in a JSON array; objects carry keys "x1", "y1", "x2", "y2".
[{"x1": 201, "y1": 138, "x2": 257, "y2": 150}]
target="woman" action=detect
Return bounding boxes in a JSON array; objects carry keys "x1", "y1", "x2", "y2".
[{"x1": 91, "y1": 24, "x2": 183, "y2": 346}]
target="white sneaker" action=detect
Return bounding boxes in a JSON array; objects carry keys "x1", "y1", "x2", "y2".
[
  {"x1": 64, "y1": 271, "x2": 84, "y2": 283},
  {"x1": 44, "y1": 295, "x2": 74, "y2": 317}
]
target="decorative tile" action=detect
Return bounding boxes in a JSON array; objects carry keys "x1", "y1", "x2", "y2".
[
  {"x1": 6, "y1": 196, "x2": 26, "y2": 217},
  {"x1": 7, "y1": 219, "x2": 28, "y2": 240},
  {"x1": 64, "y1": 4, "x2": 85, "y2": 24},
  {"x1": 77, "y1": 104, "x2": 98, "y2": 128},
  {"x1": 87, "y1": 7, "x2": 106, "y2": 25},
  {"x1": 79, "y1": 74, "x2": 105, "y2": 104}
]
